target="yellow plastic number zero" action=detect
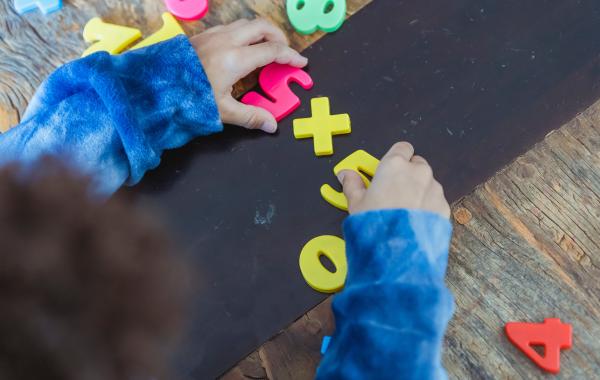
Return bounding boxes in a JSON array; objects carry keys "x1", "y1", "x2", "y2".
[
  {"x1": 320, "y1": 150, "x2": 380, "y2": 211},
  {"x1": 299, "y1": 235, "x2": 347, "y2": 293}
]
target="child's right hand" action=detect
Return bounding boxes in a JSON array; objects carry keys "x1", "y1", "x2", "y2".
[
  {"x1": 338, "y1": 142, "x2": 451, "y2": 218},
  {"x1": 190, "y1": 18, "x2": 308, "y2": 133}
]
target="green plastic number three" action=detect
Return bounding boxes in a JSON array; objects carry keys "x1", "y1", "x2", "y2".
[{"x1": 286, "y1": 0, "x2": 346, "y2": 35}]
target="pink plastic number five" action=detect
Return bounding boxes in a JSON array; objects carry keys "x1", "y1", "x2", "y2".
[
  {"x1": 165, "y1": 0, "x2": 208, "y2": 21},
  {"x1": 241, "y1": 63, "x2": 314, "y2": 122}
]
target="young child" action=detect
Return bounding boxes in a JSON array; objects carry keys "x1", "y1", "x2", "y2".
[
  {"x1": 0, "y1": 18, "x2": 454, "y2": 379},
  {"x1": 0, "y1": 160, "x2": 188, "y2": 379}
]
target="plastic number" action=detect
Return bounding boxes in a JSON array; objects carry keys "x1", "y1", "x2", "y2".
[
  {"x1": 241, "y1": 63, "x2": 314, "y2": 122},
  {"x1": 299, "y1": 235, "x2": 347, "y2": 293},
  {"x1": 130, "y1": 13, "x2": 185, "y2": 51},
  {"x1": 321, "y1": 150, "x2": 380, "y2": 211},
  {"x1": 505, "y1": 318, "x2": 572, "y2": 374},
  {"x1": 164, "y1": 0, "x2": 209, "y2": 21},
  {"x1": 14, "y1": 0, "x2": 61, "y2": 15},
  {"x1": 82, "y1": 18, "x2": 142, "y2": 57},
  {"x1": 286, "y1": 0, "x2": 346, "y2": 35}
]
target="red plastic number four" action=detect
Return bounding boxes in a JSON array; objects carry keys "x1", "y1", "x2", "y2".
[
  {"x1": 242, "y1": 63, "x2": 314, "y2": 122},
  {"x1": 505, "y1": 318, "x2": 572, "y2": 374}
]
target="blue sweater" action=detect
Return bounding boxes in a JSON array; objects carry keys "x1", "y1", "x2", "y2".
[
  {"x1": 0, "y1": 36, "x2": 454, "y2": 379},
  {"x1": 0, "y1": 35, "x2": 222, "y2": 195},
  {"x1": 318, "y1": 209, "x2": 453, "y2": 379}
]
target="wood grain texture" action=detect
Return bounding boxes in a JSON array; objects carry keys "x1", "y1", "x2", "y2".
[
  {"x1": 3, "y1": 0, "x2": 600, "y2": 378},
  {"x1": 222, "y1": 101, "x2": 600, "y2": 378},
  {"x1": 0, "y1": 0, "x2": 371, "y2": 132}
]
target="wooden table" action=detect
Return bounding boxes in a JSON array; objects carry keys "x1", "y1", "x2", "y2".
[
  {"x1": 0, "y1": 0, "x2": 370, "y2": 132},
  {"x1": 1, "y1": 0, "x2": 599, "y2": 378},
  {"x1": 223, "y1": 101, "x2": 600, "y2": 379}
]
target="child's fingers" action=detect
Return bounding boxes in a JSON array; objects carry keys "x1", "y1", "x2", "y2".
[
  {"x1": 225, "y1": 18, "x2": 250, "y2": 30},
  {"x1": 382, "y1": 141, "x2": 415, "y2": 162},
  {"x1": 202, "y1": 24, "x2": 226, "y2": 35},
  {"x1": 410, "y1": 155, "x2": 429, "y2": 166},
  {"x1": 220, "y1": 97, "x2": 278, "y2": 133},
  {"x1": 429, "y1": 183, "x2": 451, "y2": 218},
  {"x1": 237, "y1": 42, "x2": 308, "y2": 76},
  {"x1": 231, "y1": 18, "x2": 288, "y2": 46},
  {"x1": 338, "y1": 170, "x2": 367, "y2": 210}
]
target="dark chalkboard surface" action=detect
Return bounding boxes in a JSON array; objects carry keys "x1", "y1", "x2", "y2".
[{"x1": 128, "y1": 0, "x2": 600, "y2": 377}]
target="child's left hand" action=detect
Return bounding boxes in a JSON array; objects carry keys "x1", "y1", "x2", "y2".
[{"x1": 191, "y1": 18, "x2": 308, "y2": 133}]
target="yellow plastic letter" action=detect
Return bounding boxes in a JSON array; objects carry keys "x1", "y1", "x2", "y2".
[
  {"x1": 320, "y1": 150, "x2": 380, "y2": 211},
  {"x1": 82, "y1": 18, "x2": 142, "y2": 57},
  {"x1": 299, "y1": 235, "x2": 347, "y2": 293},
  {"x1": 293, "y1": 97, "x2": 351, "y2": 156},
  {"x1": 130, "y1": 13, "x2": 185, "y2": 50}
]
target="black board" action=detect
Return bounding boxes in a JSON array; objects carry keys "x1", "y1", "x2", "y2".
[{"x1": 127, "y1": 0, "x2": 600, "y2": 377}]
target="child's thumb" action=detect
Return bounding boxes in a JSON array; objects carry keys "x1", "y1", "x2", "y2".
[
  {"x1": 337, "y1": 170, "x2": 366, "y2": 210},
  {"x1": 221, "y1": 97, "x2": 278, "y2": 133}
]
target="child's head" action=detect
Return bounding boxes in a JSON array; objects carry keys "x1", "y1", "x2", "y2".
[{"x1": 0, "y1": 160, "x2": 187, "y2": 380}]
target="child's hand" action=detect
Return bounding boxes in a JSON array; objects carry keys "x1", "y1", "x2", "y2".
[
  {"x1": 191, "y1": 19, "x2": 308, "y2": 133},
  {"x1": 338, "y1": 142, "x2": 451, "y2": 218}
]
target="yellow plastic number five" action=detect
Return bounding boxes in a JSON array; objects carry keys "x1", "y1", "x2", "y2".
[
  {"x1": 299, "y1": 235, "x2": 347, "y2": 293},
  {"x1": 320, "y1": 150, "x2": 380, "y2": 211}
]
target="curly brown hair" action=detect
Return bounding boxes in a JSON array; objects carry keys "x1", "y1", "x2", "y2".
[{"x1": 0, "y1": 160, "x2": 187, "y2": 380}]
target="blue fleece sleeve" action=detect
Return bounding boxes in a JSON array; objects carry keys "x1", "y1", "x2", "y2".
[
  {"x1": 0, "y1": 35, "x2": 222, "y2": 195},
  {"x1": 316, "y1": 209, "x2": 454, "y2": 380}
]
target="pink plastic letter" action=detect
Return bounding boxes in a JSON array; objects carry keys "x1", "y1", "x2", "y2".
[
  {"x1": 164, "y1": 0, "x2": 208, "y2": 21},
  {"x1": 241, "y1": 63, "x2": 314, "y2": 122}
]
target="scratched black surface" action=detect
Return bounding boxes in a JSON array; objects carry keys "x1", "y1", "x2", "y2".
[{"x1": 126, "y1": 0, "x2": 600, "y2": 378}]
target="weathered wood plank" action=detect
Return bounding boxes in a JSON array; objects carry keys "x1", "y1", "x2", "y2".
[
  {"x1": 3, "y1": 0, "x2": 600, "y2": 378},
  {"x1": 221, "y1": 299, "x2": 334, "y2": 380},
  {"x1": 0, "y1": 0, "x2": 371, "y2": 132},
  {"x1": 222, "y1": 101, "x2": 600, "y2": 378}
]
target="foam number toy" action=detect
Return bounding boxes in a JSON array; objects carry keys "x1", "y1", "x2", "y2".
[
  {"x1": 505, "y1": 318, "x2": 572, "y2": 373},
  {"x1": 321, "y1": 150, "x2": 379, "y2": 211},
  {"x1": 241, "y1": 63, "x2": 314, "y2": 122},
  {"x1": 131, "y1": 13, "x2": 185, "y2": 50},
  {"x1": 82, "y1": 18, "x2": 142, "y2": 57},
  {"x1": 286, "y1": 0, "x2": 346, "y2": 35},
  {"x1": 14, "y1": 0, "x2": 61, "y2": 15},
  {"x1": 299, "y1": 235, "x2": 347, "y2": 293},
  {"x1": 165, "y1": 0, "x2": 209, "y2": 21},
  {"x1": 293, "y1": 97, "x2": 351, "y2": 156}
]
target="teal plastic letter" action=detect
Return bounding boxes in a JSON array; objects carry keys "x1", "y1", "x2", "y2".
[{"x1": 286, "y1": 0, "x2": 346, "y2": 35}]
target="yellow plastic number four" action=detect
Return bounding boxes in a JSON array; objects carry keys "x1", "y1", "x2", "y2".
[
  {"x1": 320, "y1": 150, "x2": 380, "y2": 211},
  {"x1": 82, "y1": 18, "x2": 141, "y2": 57},
  {"x1": 130, "y1": 13, "x2": 185, "y2": 50},
  {"x1": 299, "y1": 235, "x2": 347, "y2": 293},
  {"x1": 82, "y1": 13, "x2": 184, "y2": 57}
]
